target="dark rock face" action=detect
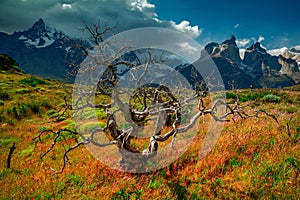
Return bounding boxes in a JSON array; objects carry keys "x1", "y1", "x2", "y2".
[
  {"x1": 204, "y1": 36, "x2": 298, "y2": 89},
  {"x1": 203, "y1": 36, "x2": 258, "y2": 89},
  {"x1": 278, "y1": 55, "x2": 300, "y2": 84},
  {"x1": 204, "y1": 42, "x2": 218, "y2": 55},
  {"x1": 211, "y1": 56, "x2": 259, "y2": 89},
  {"x1": 243, "y1": 42, "x2": 281, "y2": 79},
  {"x1": 207, "y1": 35, "x2": 241, "y2": 64},
  {"x1": 175, "y1": 63, "x2": 205, "y2": 90}
]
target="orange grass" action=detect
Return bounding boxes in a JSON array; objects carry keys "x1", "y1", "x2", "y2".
[{"x1": 0, "y1": 72, "x2": 299, "y2": 199}]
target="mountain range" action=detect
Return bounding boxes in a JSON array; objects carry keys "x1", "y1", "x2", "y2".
[
  {"x1": 202, "y1": 35, "x2": 300, "y2": 88},
  {"x1": 0, "y1": 18, "x2": 299, "y2": 89},
  {"x1": 0, "y1": 19, "x2": 86, "y2": 81}
]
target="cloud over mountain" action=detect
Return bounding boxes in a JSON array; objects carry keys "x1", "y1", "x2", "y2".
[
  {"x1": 236, "y1": 38, "x2": 250, "y2": 47},
  {"x1": 0, "y1": 0, "x2": 201, "y2": 38}
]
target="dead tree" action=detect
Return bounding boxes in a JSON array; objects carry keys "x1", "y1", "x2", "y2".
[{"x1": 34, "y1": 21, "x2": 278, "y2": 173}]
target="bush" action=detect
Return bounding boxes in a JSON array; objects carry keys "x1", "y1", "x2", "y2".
[
  {"x1": 261, "y1": 94, "x2": 281, "y2": 103},
  {"x1": 226, "y1": 92, "x2": 238, "y2": 99},
  {"x1": 0, "y1": 90, "x2": 10, "y2": 100},
  {"x1": 0, "y1": 108, "x2": 5, "y2": 123},
  {"x1": 18, "y1": 76, "x2": 49, "y2": 87},
  {"x1": 27, "y1": 102, "x2": 41, "y2": 114},
  {"x1": 40, "y1": 100, "x2": 52, "y2": 109},
  {"x1": 15, "y1": 88, "x2": 31, "y2": 94},
  {"x1": 279, "y1": 107, "x2": 297, "y2": 114},
  {"x1": 0, "y1": 100, "x2": 4, "y2": 106},
  {"x1": 239, "y1": 91, "x2": 271, "y2": 102},
  {"x1": 7, "y1": 103, "x2": 29, "y2": 119},
  {"x1": 46, "y1": 109, "x2": 58, "y2": 117},
  {"x1": 6, "y1": 119, "x2": 14, "y2": 125}
]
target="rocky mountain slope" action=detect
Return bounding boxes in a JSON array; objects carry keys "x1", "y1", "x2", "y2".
[
  {"x1": 0, "y1": 19, "x2": 86, "y2": 81},
  {"x1": 0, "y1": 19, "x2": 299, "y2": 89},
  {"x1": 203, "y1": 35, "x2": 299, "y2": 88}
]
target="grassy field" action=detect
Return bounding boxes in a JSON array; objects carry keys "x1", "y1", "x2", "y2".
[{"x1": 0, "y1": 70, "x2": 299, "y2": 199}]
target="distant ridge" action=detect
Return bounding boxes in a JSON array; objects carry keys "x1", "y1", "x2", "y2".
[
  {"x1": 0, "y1": 54, "x2": 24, "y2": 73},
  {"x1": 0, "y1": 19, "x2": 299, "y2": 88}
]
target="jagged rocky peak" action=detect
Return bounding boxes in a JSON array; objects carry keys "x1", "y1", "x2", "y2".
[
  {"x1": 204, "y1": 42, "x2": 218, "y2": 55},
  {"x1": 246, "y1": 42, "x2": 267, "y2": 54},
  {"x1": 14, "y1": 18, "x2": 66, "y2": 49},
  {"x1": 21, "y1": 18, "x2": 51, "y2": 39},
  {"x1": 222, "y1": 35, "x2": 237, "y2": 45},
  {"x1": 206, "y1": 35, "x2": 241, "y2": 63},
  {"x1": 219, "y1": 35, "x2": 241, "y2": 63},
  {"x1": 278, "y1": 54, "x2": 300, "y2": 79},
  {"x1": 282, "y1": 48, "x2": 300, "y2": 64},
  {"x1": 31, "y1": 18, "x2": 47, "y2": 32}
]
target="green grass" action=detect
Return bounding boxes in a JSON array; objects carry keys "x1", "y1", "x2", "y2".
[
  {"x1": 261, "y1": 94, "x2": 281, "y2": 103},
  {"x1": 0, "y1": 90, "x2": 10, "y2": 100},
  {"x1": 18, "y1": 76, "x2": 49, "y2": 87},
  {"x1": 0, "y1": 137, "x2": 18, "y2": 147},
  {"x1": 0, "y1": 70, "x2": 299, "y2": 199},
  {"x1": 7, "y1": 103, "x2": 29, "y2": 119}
]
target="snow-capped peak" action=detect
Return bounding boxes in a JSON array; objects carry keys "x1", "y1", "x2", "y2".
[
  {"x1": 17, "y1": 18, "x2": 64, "y2": 48},
  {"x1": 247, "y1": 42, "x2": 267, "y2": 54}
]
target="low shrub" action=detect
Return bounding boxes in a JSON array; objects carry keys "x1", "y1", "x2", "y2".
[
  {"x1": 7, "y1": 103, "x2": 29, "y2": 119},
  {"x1": 261, "y1": 94, "x2": 281, "y2": 103},
  {"x1": 15, "y1": 88, "x2": 31, "y2": 94},
  {"x1": 239, "y1": 90, "x2": 271, "y2": 102},
  {"x1": 0, "y1": 138, "x2": 18, "y2": 147},
  {"x1": 279, "y1": 107, "x2": 297, "y2": 113},
  {"x1": 226, "y1": 92, "x2": 238, "y2": 99},
  {"x1": 6, "y1": 119, "x2": 14, "y2": 125},
  {"x1": 27, "y1": 102, "x2": 41, "y2": 114},
  {"x1": 40, "y1": 100, "x2": 52, "y2": 109},
  {"x1": 0, "y1": 90, "x2": 10, "y2": 100},
  {"x1": 18, "y1": 76, "x2": 49, "y2": 87},
  {"x1": 0, "y1": 108, "x2": 5, "y2": 122},
  {"x1": 46, "y1": 109, "x2": 58, "y2": 117}
]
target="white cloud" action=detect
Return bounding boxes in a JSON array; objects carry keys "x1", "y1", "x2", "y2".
[
  {"x1": 129, "y1": 0, "x2": 155, "y2": 12},
  {"x1": 245, "y1": 35, "x2": 266, "y2": 47},
  {"x1": 267, "y1": 47, "x2": 288, "y2": 56},
  {"x1": 170, "y1": 20, "x2": 201, "y2": 38},
  {"x1": 291, "y1": 45, "x2": 300, "y2": 51},
  {"x1": 258, "y1": 35, "x2": 264, "y2": 43},
  {"x1": 62, "y1": 4, "x2": 72, "y2": 9},
  {"x1": 234, "y1": 23, "x2": 239, "y2": 29},
  {"x1": 179, "y1": 42, "x2": 198, "y2": 52},
  {"x1": 0, "y1": 0, "x2": 202, "y2": 39},
  {"x1": 236, "y1": 38, "x2": 250, "y2": 47}
]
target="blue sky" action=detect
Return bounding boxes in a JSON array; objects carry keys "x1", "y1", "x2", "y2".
[
  {"x1": 0, "y1": 0, "x2": 299, "y2": 49},
  {"x1": 151, "y1": 0, "x2": 300, "y2": 48}
]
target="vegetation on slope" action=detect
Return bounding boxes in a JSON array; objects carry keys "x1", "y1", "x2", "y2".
[
  {"x1": 0, "y1": 67, "x2": 299, "y2": 199},
  {"x1": 0, "y1": 54, "x2": 25, "y2": 74}
]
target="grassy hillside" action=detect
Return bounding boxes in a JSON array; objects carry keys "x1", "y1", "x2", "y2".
[{"x1": 0, "y1": 68, "x2": 299, "y2": 199}]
